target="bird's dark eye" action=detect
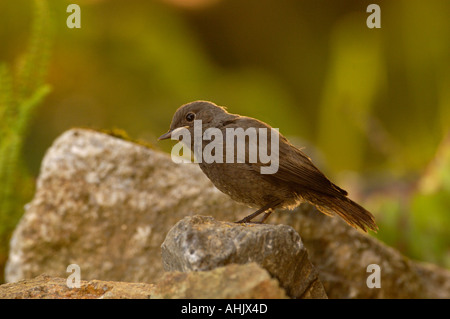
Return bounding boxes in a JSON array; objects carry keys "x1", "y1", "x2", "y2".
[{"x1": 185, "y1": 112, "x2": 195, "y2": 122}]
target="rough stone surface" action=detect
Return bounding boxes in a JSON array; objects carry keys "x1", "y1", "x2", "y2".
[
  {"x1": 161, "y1": 215, "x2": 326, "y2": 299},
  {"x1": 0, "y1": 263, "x2": 286, "y2": 299},
  {"x1": 0, "y1": 273, "x2": 155, "y2": 299},
  {"x1": 151, "y1": 262, "x2": 287, "y2": 299},
  {"x1": 274, "y1": 205, "x2": 450, "y2": 298},
  {"x1": 5, "y1": 128, "x2": 450, "y2": 298},
  {"x1": 5, "y1": 128, "x2": 250, "y2": 284}
]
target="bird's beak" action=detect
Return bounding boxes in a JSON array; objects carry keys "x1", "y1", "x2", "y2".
[
  {"x1": 158, "y1": 126, "x2": 189, "y2": 141},
  {"x1": 158, "y1": 131, "x2": 173, "y2": 141}
]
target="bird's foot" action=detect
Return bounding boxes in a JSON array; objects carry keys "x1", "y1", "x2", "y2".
[{"x1": 234, "y1": 209, "x2": 273, "y2": 224}]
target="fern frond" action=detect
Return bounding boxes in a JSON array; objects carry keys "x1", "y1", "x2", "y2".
[
  {"x1": 14, "y1": 0, "x2": 53, "y2": 103},
  {"x1": 0, "y1": 63, "x2": 13, "y2": 129}
]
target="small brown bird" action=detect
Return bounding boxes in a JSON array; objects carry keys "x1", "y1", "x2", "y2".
[{"x1": 159, "y1": 100, "x2": 378, "y2": 232}]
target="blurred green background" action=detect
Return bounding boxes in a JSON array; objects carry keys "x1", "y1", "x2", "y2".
[{"x1": 0, "y1": 0, "x2": 449, "y2": 283}]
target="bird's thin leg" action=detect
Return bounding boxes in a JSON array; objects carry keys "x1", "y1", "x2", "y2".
[
  {"x1": 235, "y1": 201, "x2": 280, "y2": 224},
  {"x1": 257, "y1": 208, "x2": 274, "y2": 223}
]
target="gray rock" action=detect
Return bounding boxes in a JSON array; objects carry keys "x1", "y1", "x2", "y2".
[
  {"x1": 5, "y1": 128, "x2": 252, "y2": 284},
  {"x1": 161, "y1": 215, "x2": 327, "y2": 299}
]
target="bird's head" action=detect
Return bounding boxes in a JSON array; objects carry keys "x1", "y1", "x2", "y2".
[{"x1": 158, "y1": 100, "x2": 229, "y2": 140}]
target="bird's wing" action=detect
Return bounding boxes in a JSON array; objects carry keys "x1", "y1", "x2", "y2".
[
  {"x1": 220, "y1": 116, "x2": 347, "y2": 197},
  {"x1": 271, "y1": 142, "x2": 348, "y2": 197}
]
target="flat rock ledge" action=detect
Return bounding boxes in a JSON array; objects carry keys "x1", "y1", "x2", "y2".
[
  {"x1": 0, "y1": 273, "x2": 155, "y2": 299},
  {"x1": 162, "y1": 215, "x2": 327, "y2": 299},
  {"x1": 0, "y1": 263, "x2": 287, "y2": 299}
]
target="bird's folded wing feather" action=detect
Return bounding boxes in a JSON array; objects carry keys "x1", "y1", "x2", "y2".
[{"x1": 222, "y1": 116, "x2": 348, "y2": 197}]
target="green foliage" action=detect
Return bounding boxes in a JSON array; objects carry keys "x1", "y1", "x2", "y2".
[
  {"x1": 317, "y1": 14, "x2": 385, "y2": 172},
  {"x1": 0, "y1": 0, "x2": 53, "y2": 281},
  {"x1": 368, "y1": 133, "x2": 450, "y2": 268},
  {"x1": 409, "y1": 135, "x2": 450, "y2": 266}
]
